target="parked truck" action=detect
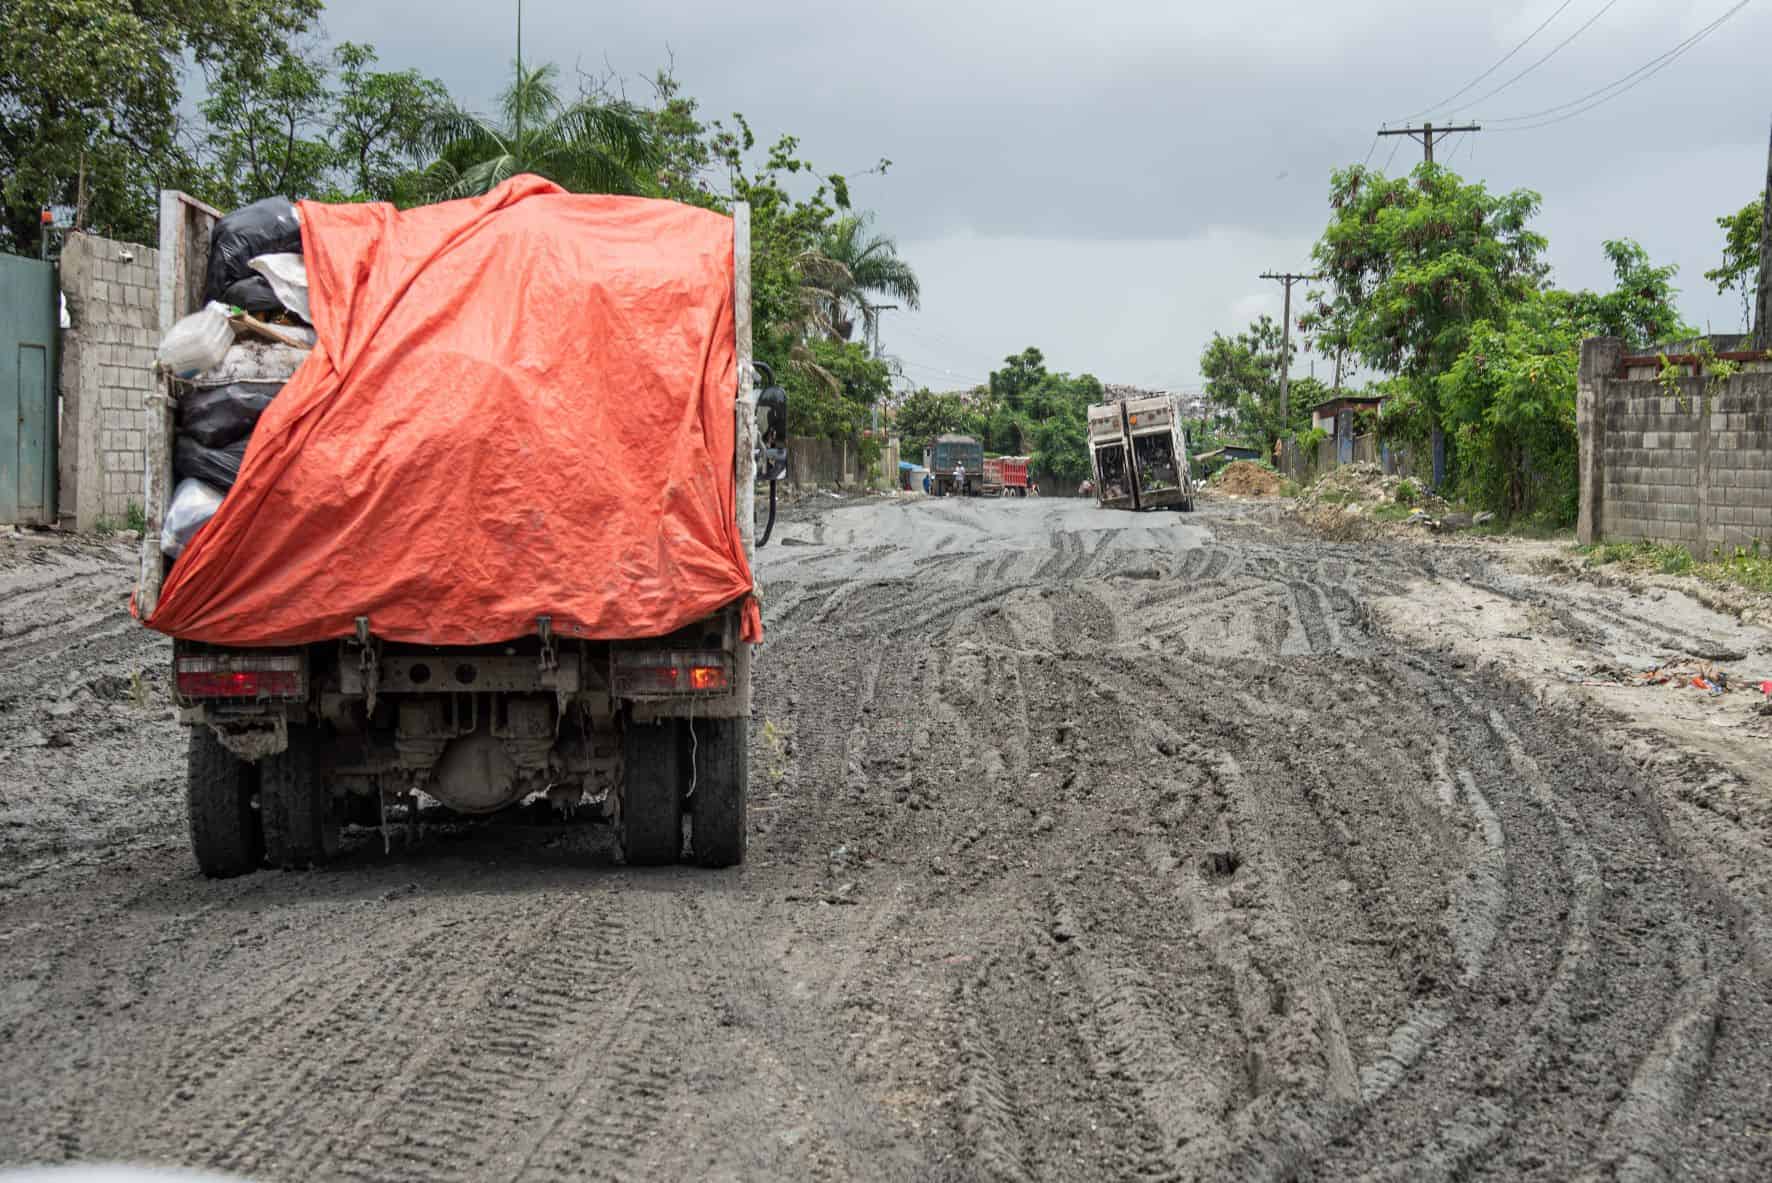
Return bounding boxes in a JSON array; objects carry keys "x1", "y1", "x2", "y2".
[
  {"x1": 138, "y1": 183, "x2": 782, "y2": 876},
  {"x1": 1087, "y1": 394, "x2": 1195, "y2": 512},
  {"x1": 982, "y1": 455, "x2": 1030, "y2": 497},
  {"x1": 925, "y1": 433, "x2": 984, "y2": 496}
]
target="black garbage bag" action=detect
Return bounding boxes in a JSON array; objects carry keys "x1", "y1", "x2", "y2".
[
  {"x1": 178, "y1": 382, "x2": 279, "y2": 448},
  {"x1": 219, "y1": 274, "x2": 282, "y2": 314},
  {"x1": 175, "y1": 433, "x2": 249, "y2": 491},
  {"x1": 204, "y1": 196, "x2": 302, "y2": 302}
]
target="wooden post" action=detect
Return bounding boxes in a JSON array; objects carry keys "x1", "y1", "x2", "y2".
[
  {"x1": 734, "y1": 202, "x2": 755, "y2": 558},
  {"x1": 1756, "y1": 117, "x2": 1772, "y2": 348},
  {"x1": 139, "y1": 190, "x2": 220, "y2": 621}
]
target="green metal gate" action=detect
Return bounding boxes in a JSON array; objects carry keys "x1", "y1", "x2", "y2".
[{"x1": 0, "y1": 253, "x2": 58, "y2": 524}]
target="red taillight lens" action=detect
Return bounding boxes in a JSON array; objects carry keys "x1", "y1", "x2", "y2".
[
  {"x1": 612, "y1": 650, "x2": 729, "y2": 697},
  {"x1": 176, "y1": 653, "x2": 304, "y2": 699}
]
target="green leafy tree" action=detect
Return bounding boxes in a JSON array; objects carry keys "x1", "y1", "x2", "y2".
[
  {"x1": 330, "y1": 43, "x2": 449, "y2": 202},
  {"x1": 0, "y1": 0, "x2": 321, "y2": 251},
  {"x1": 1033, "y1": 404, "x2": 1090, "y2": 482},
  {"x1": 894, "y1": 389, "x2": 971, "y2": 456},
  {"x1": 818, "y1": 212, "x2": 921, "y2": 343},
  {"x1": 1199, "y1": 315, "x2": 1312, "y2": 458},
  {"x1": 1705, "y1": 193, "x2": 1764, "y2": 331},
  {"x1": 1308, "y1": 163, "x2": 1548, "y2": 477},
  {"x1": 1566, "y1": 238, "x2": 1691, "y2": 349},
  {"x1": 989, "y1": 347, "x2": 1048, "y2": 412},
  {"x1": 1437, "y1": 292, "x2": 1580, "y2": 518},
  {"x1": 782, "y1": 339, "x2": 890, "y2": 439},
  {"x1": 422, "y1": 62, "x2": 657, "y2": 199},
  {"x1": 196, "y1": 38, "x2": 449, "y2": 209},
  {"x1": 198, "y1": 46, "x2": 335, "y2": 208}
]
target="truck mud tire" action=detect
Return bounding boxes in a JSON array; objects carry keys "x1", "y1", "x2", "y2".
[
  {"x1": 260, "y1": 723, "x2": 339, "y2": 869},
  {"x1": 620, "y1": 718, "x2": 684, "y2": 865},
  {"x1": 688, "y1": 718, "x2": 747, "y2": 868},
  {"x1": 186, "y1": 726, "x2": 263, "y2": 878}
]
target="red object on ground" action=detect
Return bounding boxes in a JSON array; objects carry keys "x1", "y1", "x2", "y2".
[{"x1": 146, "y1": 175, "x2": 759, "y2": 646}]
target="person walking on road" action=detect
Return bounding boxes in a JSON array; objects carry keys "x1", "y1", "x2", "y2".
[{"x1": 953, "y1": 463, "x2": 966, "y2": 496}]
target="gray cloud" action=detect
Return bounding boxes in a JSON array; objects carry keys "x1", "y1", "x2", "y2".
[{"x1": 321, "y1": 0, "x2": 1769, "y2": 386}]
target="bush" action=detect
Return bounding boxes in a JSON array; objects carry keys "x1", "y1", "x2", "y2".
[{"x1": 1394, "y1": 478, "x2": 1419, "y2": 506}]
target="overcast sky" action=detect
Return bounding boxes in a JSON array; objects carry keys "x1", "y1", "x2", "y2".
[{"x1": 321, "y1": 0, "x2": 1768, "y2": 391}]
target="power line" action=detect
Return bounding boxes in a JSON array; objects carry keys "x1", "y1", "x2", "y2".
[
  {"x1": 1486, "y1": 0, "x2": 1752, "y2": 130},
  {"x1": 1380, "y1": 135, "x2": 1404, "y2": 173},
  {"x1": 1397, "y1": 0, "x2": 1579, "y2": 122},
  {"x1": 1457, "y1": 0, "x2": 1624, "y2": 112}
]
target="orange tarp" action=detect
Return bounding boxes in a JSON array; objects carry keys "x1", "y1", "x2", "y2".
[{"x1": 147, "y1": 175, "x2": 760, "y2": 646}]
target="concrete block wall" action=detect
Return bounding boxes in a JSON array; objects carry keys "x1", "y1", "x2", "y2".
[
  {"x1": 58, "y1": 232, "x2": 160, "y2": 529},
  {"x1": 1578, "y1": 337, "x2": 1772, "y2": 552}
]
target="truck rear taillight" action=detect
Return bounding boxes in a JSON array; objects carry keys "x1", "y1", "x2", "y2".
[
  {"x1": 176, "y1": 653, "x2": 305, "y2": 700},
  {"x1": 612, "y1": 650, "x2": 729, "y2": 697}
]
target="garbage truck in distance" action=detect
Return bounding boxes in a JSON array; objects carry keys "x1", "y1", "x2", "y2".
[
  {"x1": 138, "y1": 183, "x2": 784, "y2": 876},
  {"x1": 1086, "y1": 394, "x2": 1195, "y2": 512},
  {"x1": 925, "y1": 434, "x2": 984, "y2": 496}
]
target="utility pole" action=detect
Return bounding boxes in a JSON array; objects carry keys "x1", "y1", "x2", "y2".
[
  {"x1": 868, "y1": 304, "x2": 898, "y2": 431},
  {"x1": 1756, "y1": 115, "x2": 1772, "y2": 348},
  {"x1": 1259, "y1": 271, "x2": 1320, "y2": 433},
  {"x1": 1377, "y1": 120, "x2": 1481, "y2": 167}
]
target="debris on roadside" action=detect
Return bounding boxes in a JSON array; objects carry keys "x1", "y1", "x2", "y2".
[
  {"x1": 1573, "y1": 656, "x2": 1766, "y2": 697},
  {"x1": 1294, "y1": 463, "x2": 1450, "y2": 517},
  {"x1": 1211, "y1": 461, "x2": 1284, "y2": 497}
]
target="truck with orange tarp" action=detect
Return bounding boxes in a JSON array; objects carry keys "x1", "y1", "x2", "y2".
[{"x1": 137, "y1": 179, "x2": 784, "y2": 874}]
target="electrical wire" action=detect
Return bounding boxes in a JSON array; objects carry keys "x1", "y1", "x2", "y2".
[
  {"x1": 1359, "y1": 135, "x2": 1380, "y2": 168},
  {"x1": 1486, "y1": 0, "x2": 1752, "y2": 130},
  {"x1": 1380, "y1": 136, "x2": 1404, "y2": 174},
  {"x1": 1396, "y1": 0, "x2": 1579, "y2": 122},
  {"x1": 1457, "y1": 0, "x2": 1623, "y2": 112}
]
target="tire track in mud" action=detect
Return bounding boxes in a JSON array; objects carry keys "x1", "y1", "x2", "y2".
[
  {"x1": 7, "y1": 498, "x2": 1771, "y2": 1183},
  {"x1": 134, "y1": 905, "x2": 536, "y2": 1177}
]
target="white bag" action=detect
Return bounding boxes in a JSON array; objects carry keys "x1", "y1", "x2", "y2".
[
  {"x1": 248, "y1": 253, "x2": 311, "y2": 322},
  {"x1": 186, "y1": 340, "x2": 313, "y2": 388},
  {"x1": 156, "y1": 302, "x2": 236, "y2": 379},
  {"x1": 160, "y1": 478, "x2": 227, "y2": 558}
]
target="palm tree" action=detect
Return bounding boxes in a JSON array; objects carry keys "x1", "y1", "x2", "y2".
[
  {"x1": 421, "y1": 61, "x2": 657, "y2": 200},
  {"x1": 816, "y1": 213, "x2": 921, "y2": 345}
]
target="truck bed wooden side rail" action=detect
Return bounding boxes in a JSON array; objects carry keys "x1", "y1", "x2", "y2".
[{"x1": 138, "y1": 190, "x2": 221, "y2": 621}]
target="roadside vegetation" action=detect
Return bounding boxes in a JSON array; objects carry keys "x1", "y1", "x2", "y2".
[
  {"x1": 1578, "y1": 540, "x2": 1772, "y2": 596},
  {"x1": 1201, "y1": 161, "x2": 1759, "y2": 529}
]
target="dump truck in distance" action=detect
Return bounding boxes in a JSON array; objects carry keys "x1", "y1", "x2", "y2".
[
  {"x1": 982, "y1": 455, "x2": 1030, "y2": 497},
  {"x1": 139, "y1": 184, "x2": 780, "y2": 876},
  {"x1": 1087, "y1": 395, "x2": 1195, "y2": 512},
  {"x1": 926, "y1": 434, "x2": 984, "y2": 496}
]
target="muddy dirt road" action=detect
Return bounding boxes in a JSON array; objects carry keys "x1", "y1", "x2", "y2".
[{"x1": 3, "y1": 496, "x2": 1771, "y2": 1181}]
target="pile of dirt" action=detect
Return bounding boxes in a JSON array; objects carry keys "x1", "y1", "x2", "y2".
[
  {"x1": 1294, "y1": 462, "x2": 1447, "y2": 514},
  {"x1": 1212, "y1": 460, "x2": 1284, "y2": 497}
]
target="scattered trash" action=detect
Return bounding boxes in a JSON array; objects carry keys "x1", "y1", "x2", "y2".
[
  {"x1": 205, "y1": 196, "x2": 302, "y2": 302},
  {"x1": 248, "y1": 252, "x2": 311, "y2": 322},
  {"x1": 174, "y1": 435, "x2": 248, "y2": 491},
  {"x1": 220, "y1": 273, "x2": 283, "y2": 314},
  {"x1": 156, "y1": 301, "x2": 237, "y2": 378},
  {"x1": 178, "y1": 382, "x2": 279, "y2": 448},
  {"x1": 1582, "y1": 657, "x2": 1755, "y2": 696},
  {"x1": 160, "y1": 478, "x2": 227, "y2": 558}
]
